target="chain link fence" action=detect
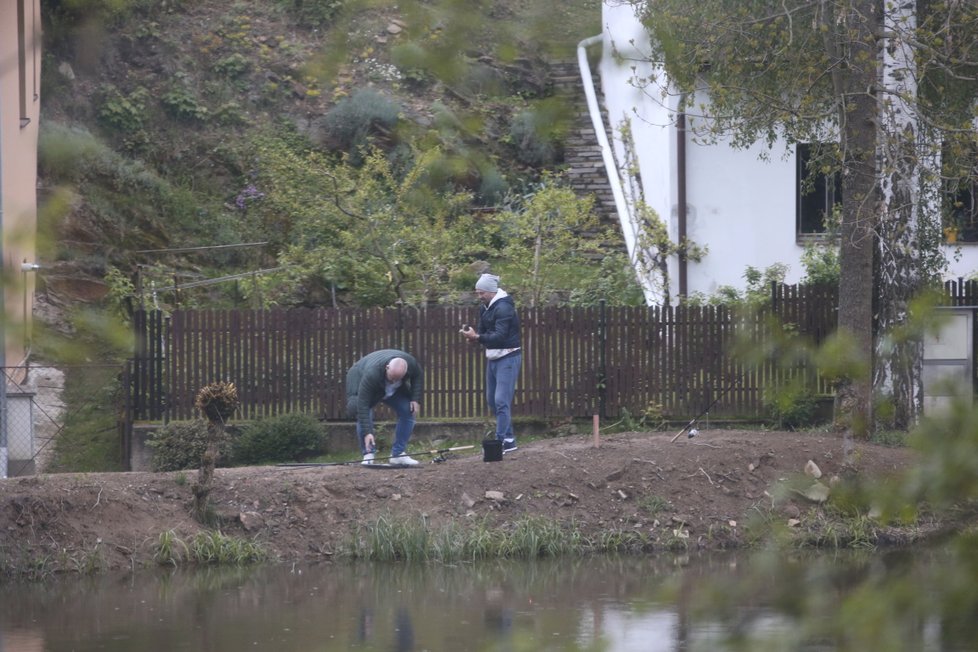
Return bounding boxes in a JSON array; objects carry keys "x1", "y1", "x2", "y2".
[{"x1": 2, "y1": 364, "x2": 122, "y2": 478}]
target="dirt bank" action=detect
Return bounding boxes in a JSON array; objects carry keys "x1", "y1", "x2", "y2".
[{"x1": 0, "y1": 429, "x2": 918, "y2": 573}]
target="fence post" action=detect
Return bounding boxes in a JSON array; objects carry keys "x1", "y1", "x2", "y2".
[
  {"x1": 598, "y1": 299, "x2": 607, "y2": 418},
  {"x1": 120, "y1": 361, "x2": 132, "y2": 471}
]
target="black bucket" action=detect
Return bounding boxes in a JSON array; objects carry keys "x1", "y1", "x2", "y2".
[{"x1": 482, "y1": 438, "x2": 503, "y2": 462}]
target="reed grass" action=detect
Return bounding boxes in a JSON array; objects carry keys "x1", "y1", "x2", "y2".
[
  {"x1": 152, "y1": 530, "x2": 267, "y2": 566},
  {"x1": 342, "y1": 512, "x2": 650, "y2": 561}
]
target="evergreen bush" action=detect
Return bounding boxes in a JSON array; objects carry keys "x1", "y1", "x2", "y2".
[
  {"x1": 321, "y1": 89, "x2": 401, "y2": 159},
  {"x1": 148, "y1": 420, "x2": 232, "y2": 472},
  {"x1": 232, "y1": 413, "x2": 326, "y2": 464}
]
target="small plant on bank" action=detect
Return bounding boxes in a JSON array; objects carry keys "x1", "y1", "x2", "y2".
[
  {"x1": 189, "y1": 531, "x2": 267, "y2": 565},
  {"x1": 154, "y1": 529, "x2": 190, "y2": 566},
  {"x1": 153, "y1": 530, "x2": 266, "y2": 566},
  {"x1": 638, "y1": 494, "x2": 670, "y2": 516}
]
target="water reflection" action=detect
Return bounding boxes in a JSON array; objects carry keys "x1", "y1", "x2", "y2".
[{"x1": 0, "y1": 550, "x2": 974, "y2": 651}]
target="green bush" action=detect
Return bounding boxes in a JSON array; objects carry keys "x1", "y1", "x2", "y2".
[
  {"x1": 148, "y1": 420, "x2": 232, "y2": 472},
  {"x1": 232, "y1": 413, "x2": 326, "y2": 464},
  {"x1": 275, "y1": 0, "x2": 345, "y2": 27},
  {"x1": 321, "y1": 88, "x2": 401, "y2": 159},
  {"x1": 508, "y1": 106, "x2": 566, "y2": 167},
  {"x1": 763, "y1": 384, "x2": 821, "y2": 430}
]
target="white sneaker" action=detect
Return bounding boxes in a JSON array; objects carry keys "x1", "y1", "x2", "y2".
[
  {"x1": 389, "y1": 454, "x2": 420, "y2": 466},
  {"x1": 361, "y1": 452, "x2": 375, "y2": 466}
]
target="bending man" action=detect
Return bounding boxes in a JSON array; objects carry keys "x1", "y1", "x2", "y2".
[{"x1": 345, "y1": 349, "x2": 423, "y2": 466}]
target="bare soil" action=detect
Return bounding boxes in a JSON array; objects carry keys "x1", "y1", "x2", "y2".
[{"x1": 0, "y1": 429, "x2": 918, "y2": 573}]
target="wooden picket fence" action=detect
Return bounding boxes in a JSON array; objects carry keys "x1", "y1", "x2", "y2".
[{"x1": 126, "y1": 283, "x2": 848, "y2": 425}]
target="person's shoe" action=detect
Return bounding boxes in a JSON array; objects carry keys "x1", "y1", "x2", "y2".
[
  {"x1": 502, "y1": 439, "x2": 517, "y2": 453},
  {"x1": 389, "y1": 454, "x2": 420, "y2": 466},
  {"x1": 361, "y1": 452, "x2": 375, "y2": 466}
]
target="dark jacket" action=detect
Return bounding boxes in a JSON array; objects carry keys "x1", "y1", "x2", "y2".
[
  {"x1": 345, "y1": 349, "x2": 423, "y2": 431},
  {"x1": 477, "y1": 293, "x2": 521, "y2": 350}
]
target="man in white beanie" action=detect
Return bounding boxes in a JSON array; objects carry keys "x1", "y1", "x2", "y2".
[{"x1": 461, "y1": 273, "x2": 522, "y2": 453}]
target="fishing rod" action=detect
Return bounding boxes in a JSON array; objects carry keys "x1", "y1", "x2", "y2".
[
  {"x1": 276, "y1": 444, "x2": 476, "y2": 468},
  {"x1": 669, "y1": 374, "x2": 745, "y2": 443}
]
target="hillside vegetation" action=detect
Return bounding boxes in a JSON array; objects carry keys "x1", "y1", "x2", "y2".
[{"x1": 36, "y1": 0, "x2": 635, "y2": 326}]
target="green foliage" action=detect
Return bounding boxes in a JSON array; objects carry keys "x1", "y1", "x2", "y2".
[
  {"x1": 38, "y1": 122, "x2": 214, "y2": 255},
  {"x1": 498, "y1": 178, "x2": 613, "y2": 307},
  {"x1": 161, "y1": 76, "x2": 210, "y2": 123},
  {"x1": 763, "y1": 382, "x2": 821, "y2": 430},
  {"x1": 685, "y1": 264, "x2": 787, "y2": 307},
  {"x1": 232, "y1": 413, "x2": 326, "y2": 464},
  {"x1": 212, "y1": 53, "x2": 252, "y2": 78},
  {"x1": 148, "y1": 420, "x2": 231, "y2": 472},
  {"x1": 103, "y1": 266, "x2": 136, "y2": 322},
  {"x1": 390, "y1": 41, "x2": 432, "y2": 87},
  {"x1": 568, "y1": 251, "x2": 647, "y2": 306},
  {"x1": 95, "y1": 85, "x2": 150, "y2": 150},
  {"x1": 188, "y1": 531, "x2": 268, "y2": 565},
  {"x1": 320, "y1": 89, "x2": 402, "y2": 159},
  {"x1": 800, "y1": 241, "x2": 841, "y2": 285},
  {"x1": 508, "y1": 100, "x2": 570, "y2": 166},
  {"x1": 44, "y1": 358, "x2": 126, "y2": 473},
  {"x1": 275, "y1": 0, "x2": 345, "y2": 28},
  {"x1": 153, "y1": 530, "x2": 267, "y2": 566},
  {"x1": 252, "y1": 139, "x2": 476, "y2": 306}
]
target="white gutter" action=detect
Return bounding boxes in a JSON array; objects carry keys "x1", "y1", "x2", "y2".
[
  {"x1": 576, "y1": 34, "x2": 656, "y2": 306},
  {"x1": 0, "y1": 92, "x2": 7, "y2": 479}
]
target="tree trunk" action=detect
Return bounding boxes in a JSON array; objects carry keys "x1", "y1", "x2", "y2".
[
  {"x1": 874, "y1": 1, "x2": 935, "y2": 429},
  {"x1": 829, "y1": 0, "x2": 881, "y2": 451}
]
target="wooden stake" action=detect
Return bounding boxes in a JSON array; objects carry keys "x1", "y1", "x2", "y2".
[{"x1": 592, "y1": 414, "x2": 600, "y2": 448}]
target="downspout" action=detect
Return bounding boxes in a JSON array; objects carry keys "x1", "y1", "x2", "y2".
[
  {"x1": 577, "y1": 34, "x2": 656, "y2": 306},
  {"x1": 676, "y1": 100, "x2": 688, "y2": 299},
  {"x1": 0, "y1": 106, "x2": 7, "y2": 479}
]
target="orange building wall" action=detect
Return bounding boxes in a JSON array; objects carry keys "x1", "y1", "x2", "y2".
[{"x1": 0, "y1": 0, "x2": 41, "y2": 371}]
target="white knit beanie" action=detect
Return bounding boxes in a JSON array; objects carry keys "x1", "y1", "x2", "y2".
[{"x1": 475, "y1": 273, "x2": 500, "y2": 292}]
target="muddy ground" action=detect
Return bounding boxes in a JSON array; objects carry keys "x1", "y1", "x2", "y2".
[{"x1": 0, "y1": 429, "x2": 918, "y2": 573}]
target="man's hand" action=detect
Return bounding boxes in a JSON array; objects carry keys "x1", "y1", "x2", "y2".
[
  {"x1": 410, "y1": 401, "x2": 420, "y2": 415},
  {"x1": 364, "y1": 433, "x2": 376, "y2": 452},
  {"x1": 460, "y1": 326, "x2": 479, "y2": 342}
]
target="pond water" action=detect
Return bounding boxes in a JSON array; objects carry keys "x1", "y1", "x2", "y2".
[{"x1": 0, "y1": 549, "x2": 974, "y2": 651}]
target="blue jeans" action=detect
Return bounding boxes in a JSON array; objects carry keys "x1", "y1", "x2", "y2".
[
  {"x1": 486, "y1": 352, "x2": 521, "y2": 441},
  {"x1": 353, "y1": 393, "x2": 416, "y2": 456}
]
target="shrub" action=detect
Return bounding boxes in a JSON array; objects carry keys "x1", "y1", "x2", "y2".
[
  {"x1": 232, "y1": 413, "x2": 326, "y2": 464},
  {"x1": 321, "y1": 88, "x2": 401, "y2": 159},
  {"x1": 508, "y1": 106, "x2": 566, "y2": 167},
  {"x1": 148, "y1": 420, "x2": 232, "y2": 472}
]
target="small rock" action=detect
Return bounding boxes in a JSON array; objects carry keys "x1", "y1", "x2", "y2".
[
  {"x1": 239, "y1": 511, "x2": 264, "y2": 531},
  {"x1": 58, "y1": 61, "x2": 75, "y2": 80},
  {"x1": 787, "y1": 518, "x2": 801, "y2": 527},
  {"x1": 485, "y1": 490, "x2": 505, "y2": 502},
  {"x1": 804, "y1": 460, "x2": 822, "y2": 478},
  {"x1": 460, "y1": 492, "x2": 476, "y2": 508}
]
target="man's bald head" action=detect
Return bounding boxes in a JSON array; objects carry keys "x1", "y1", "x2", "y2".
[{"x1": 385, "y1": 357, "x2": 408, "y2": 382}]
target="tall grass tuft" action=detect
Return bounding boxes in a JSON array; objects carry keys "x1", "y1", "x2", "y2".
[
  {"x1": 345, "y1": 513, "x2": 596, "y2": 561},
  {"x1": 153, "y1": 530, "x2": 266, "y2": 566}
]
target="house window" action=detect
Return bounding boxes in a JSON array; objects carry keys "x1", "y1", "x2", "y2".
[
  {"x1": 796, "y1": 143, "x2": 842, "y2": 236},
  {"x1": 944, "y1": 151, "x2": 978, "y2": 243}
]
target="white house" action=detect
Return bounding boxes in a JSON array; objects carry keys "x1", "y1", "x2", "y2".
[{"x1": 587, "y1": 1, "x2": 978, "y2": 305}]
